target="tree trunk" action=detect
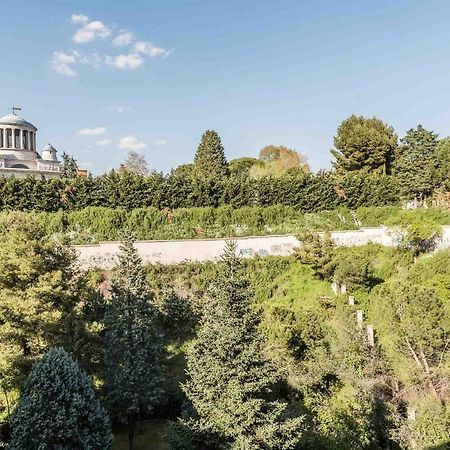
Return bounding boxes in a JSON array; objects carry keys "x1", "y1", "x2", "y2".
[
  {"x1": 127, "y1": 412, "x2": 135, "y2": 450},
  {"x1": 2, "y1": 386, "x2": 10, "y2": 418}
]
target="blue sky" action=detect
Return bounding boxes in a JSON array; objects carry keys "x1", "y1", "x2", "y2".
[{"x1": 1, "y1": 0, "x2": 450, "y2": 174}]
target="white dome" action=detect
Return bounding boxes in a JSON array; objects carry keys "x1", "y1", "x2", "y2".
[
  {"x1": 0, "y1": 113, "x2": 37, "y2": 131},
  {"x1": 41, "y1": 143, "x2": 58, "y2": 161}
]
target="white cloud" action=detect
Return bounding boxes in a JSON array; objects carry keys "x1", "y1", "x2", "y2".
[
  {"x1": 113, "y1": 32, "x2": 134, "y2": 47},
  {"x1": 134, "y1": 40, "x2": 169, "y2": 57},
  {"x1": 118, "y1": 136, "x2": 147, "y2": 150},
  {"x1": 78, "y1": 127, "x2": 107, "y2": 136},
  {"x1": 154, "y1": 139, "x2": 167, "y2": 146},
  {"x1": 73, "y1": 20, "x2": 111, "y2": 44},
  {"x1": 55, "y1": 14, "x2": 172, "y2": 76},
  {"x1": 51, "y1": 51, "x2": 77, "y2": 76},
  {"x1": 95, "y1": 138, "x2": 112, "y2": 146},
  {"x1": 71, "y1": 14, "x2": 89, "y2": 24},
  {"x1": 105, "y1": 53, "x2": 143, "y2": 70}
]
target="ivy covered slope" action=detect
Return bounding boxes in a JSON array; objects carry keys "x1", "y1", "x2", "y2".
[{"x1": 0, "y1": 205, "x2": 449, "y2": 244}]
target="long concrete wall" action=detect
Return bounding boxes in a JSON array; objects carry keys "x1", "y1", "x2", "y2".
[{"x1": 75, "y1": 226, "x2": 450, "y2": 269}]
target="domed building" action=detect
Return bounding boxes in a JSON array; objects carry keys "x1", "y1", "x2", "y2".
[{"x1": 0, "y1": 110, "x2": 61, "y2": 178}]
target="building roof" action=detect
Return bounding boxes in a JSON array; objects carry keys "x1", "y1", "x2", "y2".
[
  {"x1": 0, "y1": 113, "x2": 37, "y2": 131},
  {"x1": 42, "y1": 143, "x2": 58, "y2": 161}
]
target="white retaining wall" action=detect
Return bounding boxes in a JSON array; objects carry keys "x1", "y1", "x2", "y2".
[{"x1": 75, "y1": 226, "x2": 450, "y2": 269}]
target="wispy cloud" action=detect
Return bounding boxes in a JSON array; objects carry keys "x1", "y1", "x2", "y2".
[
  {"x1": 95, "y1": 138, "x2": 112, "y2": 146},
  {"x1": 51, "y1": 13, "x2": 172, "y2": 76},
  {"x1": 118, "y1": 136, "x2": 147, "y2": 150},
  {"x1": 72, "y1": 16, "x2": 111, "y2": 44},
  {"x1": 154, "y1": 139, "x2": 167, "y2": 146},
  {"x1": 105, "y1": 53, "x2": 143, "y2": 70},
  {"x1": 113, "y1": 31, "x2": 134, "y2": 47},
  {"x1": 78, "y1": 127, "x2": 107, "y2": 136},
  {"x1": 134, "y1": 41, "x2": 170, "y2": 57},
  {"x1": 51, "y1": 51, "x2": 78, "y2": 76},
  {"x1": 71, "y1": 14, "x2": 89, "y2": 24}
]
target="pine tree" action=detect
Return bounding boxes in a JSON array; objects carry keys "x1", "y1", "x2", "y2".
[
  {"x1": 8, "y1": 348, "x2": 113, "y2": 450},
  {"x1": 193, "y1": 130, "x2": 229, "y2": 179},
  {"x1": 393, "y1": 125, "x2": 438, "y2": 197},
  {"x1": 104, "y1": 233, "x2": 162, "y2": 450},
  {"x1": 331, "y1": 115, "x2": 398, "y2": 174},
  {"x1": 180, "y1": 241, "x2": 304, "y2": 449}
]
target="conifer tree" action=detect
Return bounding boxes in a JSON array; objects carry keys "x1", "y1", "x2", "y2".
[
  {"x1": 193, "y1": 130, "x2": 229, "y2": 179},
  {"x1": 104, "y1": 233, "x2": 162, "y2": 450},
  {"x1": 393, "y1": 125, "x2": 438, "y2": 197},
  {"x1": 331, "y1": 115, "x2": 397, "y2": 174},
  {"x1": 180, "y1": 240, "x2": 304, "y2": 449},
  {"x1": 61, "y1": 152, "x2": 79, "y2": 178},
  {"x1": 8, "y1": 348, "x2": 113, "y2": 450}
]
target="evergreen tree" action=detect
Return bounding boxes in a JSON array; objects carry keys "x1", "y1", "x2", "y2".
[
  {"x1": 8, "y1": 348, "x2": 113, "y2": 450},
  {"x1": 393, "y1": 124, "x2": 438, "y2": 197},
  {"x1": 193, "y1": 130, "x2": 229, "y2": 179},
  {"x1": 331, "y1": 115, "x2": 398, "y2": 174},
  {"x1": 180, "y1": 241, "x2": 304, "y2": 449},
  {"x1": 104, "y1": 233, "x2": 162, "y2": 450},
  {"x1": 434, "y1": 137, "x2": 450, "y2": 191},
  {"x1": 0, "y1": 212, "x2": 98, "y2": 384},
  {"x1": 61, "y1": 152, "x2": 79, "y2": 178}
]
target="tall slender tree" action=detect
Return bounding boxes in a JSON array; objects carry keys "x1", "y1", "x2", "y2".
[
  {"x1": 104, "y1": 233, "x2": 162, "y2": 450},
  {"x1": 193, "y1": 130, "x2": 229, "y2": 179},
  {"x1": 8, "y1": 348, "x2": 113, "y2": 450},
  {"x1": 180, "y1": 240, "x2": 304, "y2": 449}
]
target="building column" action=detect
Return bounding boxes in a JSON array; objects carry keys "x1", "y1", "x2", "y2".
[
  {"x1": 12, "y1": 128, "x2": 17, "y2": 148},
  {"x1": 20, "y1": 129, "x2": 23, "y2": 149}
]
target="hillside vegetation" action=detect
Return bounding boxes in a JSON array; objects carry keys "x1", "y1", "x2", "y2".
[{"x1": 0, "y1": 205, "x2": 448, "y2": 244}]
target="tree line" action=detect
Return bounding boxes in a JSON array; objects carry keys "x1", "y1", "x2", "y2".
[{"x1": 1, "y1": 116, "x2": 449, "y2": 213}]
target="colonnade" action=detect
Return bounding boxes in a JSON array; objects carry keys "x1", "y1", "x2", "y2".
[{"x1": 0, "y1": 127, "x2": 36, "y2": 151}]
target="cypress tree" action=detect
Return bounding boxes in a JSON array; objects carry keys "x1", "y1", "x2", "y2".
[
  {"x1": 8, "y1": 348, "x2": 112, "y2": 450},
  {"x1": 180, "y1": 240, "x2": 304, "y2": 449},
  {"x1": 193, "y1": 130, "x2": 229, "y2": 179},
  {"x1": 104, "y1": 233, "x2": 162, "y2": 450}
]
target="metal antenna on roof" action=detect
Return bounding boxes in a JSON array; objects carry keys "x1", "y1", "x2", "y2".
[{"x1": 10, "y1": 106, "x2": 22, "y2": 115}]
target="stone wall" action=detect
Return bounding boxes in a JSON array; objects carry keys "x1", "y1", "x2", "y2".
[{"x1": 75, "y1": 226, "x2": 450, "y2": 269}]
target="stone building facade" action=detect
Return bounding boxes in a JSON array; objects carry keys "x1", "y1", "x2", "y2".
[{"x1": 0, "y1": 112, "x2": 61, "y2": 178}]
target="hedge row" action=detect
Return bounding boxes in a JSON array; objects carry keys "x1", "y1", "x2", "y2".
[
  {"x1": 0, "y1": 171, "x2": 399, "y2": 212},
  {"x1": 3, "y1": 206, "x2": 449, "y2": 244}
]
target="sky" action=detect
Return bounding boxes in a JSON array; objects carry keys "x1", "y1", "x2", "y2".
[{"x1": 1, "y1": 0, "x2": 450, "y2": 174}]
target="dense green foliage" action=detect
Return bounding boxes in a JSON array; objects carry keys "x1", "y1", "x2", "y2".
[
  {"x1": 174, "y1": 242, "x2": 304, "y2": 449},
  {"x1": 104, "y1": 235, "x2": 162, "y2": 450},
  {"x1": 0, "y1": 169, "x2": 401, "y2": 211},
  {"x1": 331, "y1": 115, "x2": 398, "y2": 174},
  {"x1": 393, "y1": 125, "x2": 439, "y2": 197},
  {"x1": 9, "y1": 348, "x2": 113, "y2": 450},
  {"x1": 0, "y1": 205, "x2": 447, "y2": 244},
  {"x1": 193, "y1": 130, "x2": 229, "y2": 179},
  {"x1": 1, "y1": 207, "x2": 450, "y2": 448}
]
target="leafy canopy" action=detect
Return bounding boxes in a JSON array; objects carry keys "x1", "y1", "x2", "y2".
[{"x1": 331, "y1": 115, "x2": 397, "y2": 174}]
